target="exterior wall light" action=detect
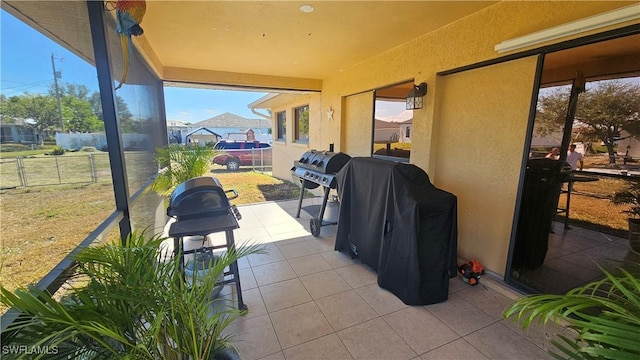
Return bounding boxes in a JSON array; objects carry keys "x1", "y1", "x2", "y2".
[{"x1": 406, "y1": 82, "x2": 427, "y2": 110}]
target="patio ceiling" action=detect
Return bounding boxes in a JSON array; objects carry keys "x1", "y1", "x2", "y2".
[
  {"x1": 142, "y1": 1, "x2": 498, "y2": 82},
  {"x1": 4, "y1": 1, "x2": 497, "y2": 89}
]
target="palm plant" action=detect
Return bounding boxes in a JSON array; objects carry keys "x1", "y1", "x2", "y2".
[
  {"x1": 503, "y1": 264, "x2": 640, "y2": 360},
  {"x1": 152, "y1": 143, "x2": 215, "y2": 197},
  {"x1": 612, "y1": 178, "x2": 640, "y2": 252},
  {"x1": 612, "y1": 177, "x2": 640, "y2": 218},
  {"x1": 1, "y1": 231, "x2": 264, "y2": 359}
]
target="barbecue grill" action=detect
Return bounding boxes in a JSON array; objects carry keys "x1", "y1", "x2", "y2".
[
  {"x1": 291, "y1": 149, "x2": 351, "y2": 237},
  {"x1": 167, "y1": 176, "x2": 247, "y2": 310},
  {"x1": 512, "y1": 158, "x2": 597, "y2": 270}
]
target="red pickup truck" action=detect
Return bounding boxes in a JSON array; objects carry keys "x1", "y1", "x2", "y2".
[{"x1": 212, "y1": 140, "x2": 272, "y2": 171}]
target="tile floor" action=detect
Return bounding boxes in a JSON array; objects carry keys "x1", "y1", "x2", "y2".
[
  {"x1": 193, "y1": 198, "x2": 565, "y2": 360},
  {"x1": 511, "y1": 220, "x2": 637, "y2": 294}
]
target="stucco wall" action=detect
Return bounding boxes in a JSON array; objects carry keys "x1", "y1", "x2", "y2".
[
  {"x1": 270, "y1": 93, "x2": 322, "y2": 179},
  {"x1": 270, "y1": 1, "x2": 638, "y2": 276},
  {"x1": 319, "y1": 1, "x2": 637, "y2": 277},
  {"x1": 433, "y1": 56, "x2": 539, "y2": 274}
]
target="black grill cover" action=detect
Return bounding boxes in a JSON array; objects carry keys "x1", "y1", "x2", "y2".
[{"x1": 335, "y1": 157, "x2": 457, "y2": 305}]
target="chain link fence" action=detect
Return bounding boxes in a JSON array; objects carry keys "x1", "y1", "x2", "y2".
[{"x1": 0, "y1": 153, "x2": 112, "y2": 189}]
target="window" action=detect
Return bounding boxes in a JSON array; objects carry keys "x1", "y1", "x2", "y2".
[
  {"x1": 294, "y1": 105, "x2": 309, "y2": 143},
  {"x1": 276, "y1": 111, "x2": 286, "y2": 141},
  {"x1": 372, "y1": 81, "x2": 413, "y2": 161}
]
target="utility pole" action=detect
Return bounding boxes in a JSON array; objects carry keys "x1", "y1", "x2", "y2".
[{"x1": 51, "y1": 53, "x2": 64, "y2": 133}]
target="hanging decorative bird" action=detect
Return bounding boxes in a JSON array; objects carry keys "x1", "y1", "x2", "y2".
[{"x1": 113, "y1": 0, "x2": 146, "y2": 90}]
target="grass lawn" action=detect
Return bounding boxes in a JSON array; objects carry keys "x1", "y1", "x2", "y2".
[{"x1": 0, "y1": 167, "x2": 310, "y2": 313}]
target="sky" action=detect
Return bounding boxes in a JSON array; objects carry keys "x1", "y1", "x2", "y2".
[
  {"x1": 0, "y1": 9, "x2": 268, "y2": 122},
  {"x1": 1, "y1": 9, "x2": 408, "y2": 124}
]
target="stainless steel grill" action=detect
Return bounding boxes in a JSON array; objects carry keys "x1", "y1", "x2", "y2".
[{"x1": 291, "y1": 149, "x2": 351, "y2": 237}]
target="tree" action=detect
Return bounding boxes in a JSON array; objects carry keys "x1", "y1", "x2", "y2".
[
  {"x1": 50, "y1": 83, "x2": 91, "y2": 101},
  {"x1": 1, "y1": 94, "x2": 58, "y2": 144},
  {"x1": 579, "y1": 81, "x2": 640, "y2": 162},
  {"x1": 61, "y1": 96, "x2": 103, "y2": 133},
  {"x1": 88, "y1": 91, "x2": 137, "y2": 133},
  {"x1": 535, "y1": 80, "x2": 640, "y2": 163},
  {"x1": 0, "y1": 94, "x2": 27, "y2": 123}
]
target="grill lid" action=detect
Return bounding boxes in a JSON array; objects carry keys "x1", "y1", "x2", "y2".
[
  {"x1": 167, "y1": 176, "x2": 231, "y2": 219},
  {"x1": 294, "y1": 150, "x2": 351, "y2": 174}
]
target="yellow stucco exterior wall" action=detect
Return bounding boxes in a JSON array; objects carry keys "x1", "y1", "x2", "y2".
[
  {"x1": 434, "y1": 56, "x2": 539, "y2": 275},
  {"x1": 270, "y1": 1, "x2": 639, "y2": 276},
  {"x1": 270, "y1": 93, "x2": 323, "y2": 179}
]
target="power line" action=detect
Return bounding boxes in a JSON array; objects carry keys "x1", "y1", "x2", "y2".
[{"x1": 0, "y1": 79, "x2": 51, "y2": 91}]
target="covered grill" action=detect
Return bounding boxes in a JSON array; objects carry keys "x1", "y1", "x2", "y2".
[
  {"x1": 167, "y1": 176, "x2": 246, "y2": 310},
  {"x1": 291, "y1": 149, "x2": 351, "y2": 236},
  {"x1": 512, "y1": 158, "x2": 597, "y2": 270}
]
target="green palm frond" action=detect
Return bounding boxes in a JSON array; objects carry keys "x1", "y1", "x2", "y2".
[
  {"x1": 151, "y1": 144, "x2": 216, "y2": 197},
  {"x1": 1, "y1": 230, "x2": 265, "y2": 359},
  {"x1": 504, "y1": 263, "x2": 640, "y2": 360}
]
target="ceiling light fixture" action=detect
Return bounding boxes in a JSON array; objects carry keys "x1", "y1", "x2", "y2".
[
  {"x1": 300, "y1": 4, "x2": 314, "y2": 13},
  {"x1": 494, "y1": 4, "x2": 640, "y2": 53}
]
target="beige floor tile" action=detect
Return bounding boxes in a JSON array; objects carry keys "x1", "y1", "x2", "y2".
[
  {"x1": 260, "y1": 278, "x2": 312, "y2": 312},
  {"x1": 236, "y1": 226, "x2": 271, "y2": 240},
  {"x1": 239, "y1": 266, "x2": 257, "y2": 290},
  {"x1": 464, "y1": 322, "x2": 553, "y2": 359},
  {"x1": 425, "y1": 293, "x2": 496, "y2": 336},
  {"x1": 457, "y1": 285, "x2": 513, "y2": 320},
  {"x1": 252, "y1": 260, "x2": 297, "y2": 286},
  {"x1": 258, "y1": 351, "x2": 285, "y2": 360},
  {"x1": 501, "y1": 318, "x2": 571, "y2": 352},
  {"x1": 334, "y1": 263, "x2": 378, "y2": 288},
  {"x1": 278, "y1": 241, "x2": 319, "y2": 259},
  {"x1": 270, "y1": 229, "x2": 313, "y2": 241},
  {"x1": 288, "y1": 253, "x2": 333, "y2": 277},
  {"x1": 383, "y1": 307, "x2": 459, "y2": 355},
  {"x1": 300, "y1": 269, "x2": 353, "y2": 299},
  {"x1": 226, "y1": 314, "x2": 281, "y2": 360},
  {"x1": 420, "y1": 338, "x2": 489, "y2": 360},
  {"x1": 269, "y1": 301, "x2": 334, "y2": 349},
  {"x1": 236, "y1": 255, "x2": 251, "y2": 270},
  {"x1": 283, "y1": 333, "x2": 354, "y2": 360},
  {"x1": 320, "y1": 250, "x2": 359, "y2": 268},
  {"x1": 248, "y1": 245, "x2": 285, "y2": 267},
  {"x1": 316, "y1": 290, "x2": 378, "y2": 331},
  {"x1": 355, "y1": 283, "x2": 407, "y2": 316},
  {"x1": 448, "y1": 275, "x2": 469, "y2": 293},
  {"x1": 337, "y1": 318, "x2": 417, "y2": 360},
  {"x1": 272, "y1": 236, "x2": 310, "y2": 247},
  {"x1": 308, "y1": 236, "x2": 337, "y2": 253},
  {"x1": 239, "y1": 287, "x2": 267, "y2": 320}
]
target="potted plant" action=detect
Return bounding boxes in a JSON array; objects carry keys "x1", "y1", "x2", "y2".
[
  {"x1": 1, "y1": 231, "x2": 264, "y2": 359},
  {"x1": 504, "y1": 263, "x2": 640, "y2": 359},
  {"x1": 612, "y1": 177, "x2": 640, "y2": 252}
]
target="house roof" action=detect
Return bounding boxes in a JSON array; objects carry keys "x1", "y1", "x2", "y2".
[
  {"x1": 193, "y1": 112, "x2": 270, "y2": 129},
  {"x1": 185, "y1": 127, "x2": 222, "y2": 138}
]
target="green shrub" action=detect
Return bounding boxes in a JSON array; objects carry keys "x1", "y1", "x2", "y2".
[{"x1": 51, "y1": 146, "x2": 65, "y2": 155}]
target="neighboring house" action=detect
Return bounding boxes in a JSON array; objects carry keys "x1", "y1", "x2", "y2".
[
  {"x1": 166, "y1": 120, "x2": 191, "y2": 144},
  {"x1": 191, "y1": 112, "x2": 271, "y2": 142},
  {"x1": 185, "y1": 127, "x2": 222, "y2": 145},
  {"x1": 0, "y1": 116, "x2": 39, "y2": 144},
  {"x1": 617, "y1": 130, "x2": 640, "y2": 159},
  {"x1": 375, "y1": 110, "x2": 413, "y2": 144}
]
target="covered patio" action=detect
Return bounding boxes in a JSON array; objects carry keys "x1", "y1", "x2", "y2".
[
  {"x1": 1, "y1": 1, "x2": 639, "y2": 357},
  {"x1": 195, "y1": 197, "x2": 622, "y2": 359}
]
